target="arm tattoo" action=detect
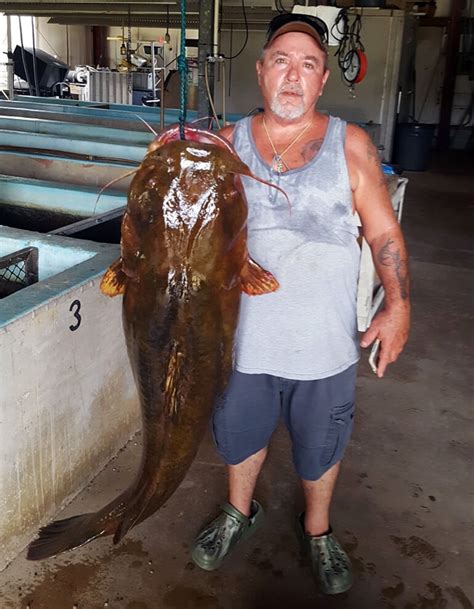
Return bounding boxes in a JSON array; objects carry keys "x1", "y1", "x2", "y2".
[{"x1": 377, "y1": 238, "x2": 409, "y2": 300}]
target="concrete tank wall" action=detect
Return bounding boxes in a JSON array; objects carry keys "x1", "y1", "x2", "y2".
[{"x1": 0, "y1": 228, "x2": 139, "y2": 571}]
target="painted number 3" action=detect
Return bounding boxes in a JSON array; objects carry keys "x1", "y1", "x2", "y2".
[{"x1": 69, "y1": 299, "x2": 82, "y2": 331}]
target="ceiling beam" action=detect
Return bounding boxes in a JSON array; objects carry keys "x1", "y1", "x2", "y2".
[
  {"x1": 0, "y1": 3, "x2": 194, "y2": 13},
  {"x1": 0, "y1": 1, "x2": 274, "y2": 28},
  {"x1": 47, "y1": 15, "x2": 202, "y2": 26}
]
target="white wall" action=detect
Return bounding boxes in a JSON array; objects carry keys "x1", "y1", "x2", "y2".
[
  {"x1": 435, "y1": 0, "x2": 452, "y2": 16},
  {"x1": 0, "y1": 15, "x2": 91, "y2": 91},
  {"x1": 0, "y1": 15, "x2": 33, "y2": 91},
  {"x1": 36, "y1": 17, "x2": 92, "y2": 66},
  {"x1": 415, "y1": 27, "x2": 445, "y2": 124},
  {"x1": 415, "y1": 26, "x2": 473, "y2": 132}
]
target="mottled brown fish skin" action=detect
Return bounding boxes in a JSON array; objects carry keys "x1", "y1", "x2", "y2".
[
  {"x1": 117, "y1": 139, "x2": 248, "y2": 533},
  {"x1": 26, "y1": 127, "x2": 277, "y2": 560}
]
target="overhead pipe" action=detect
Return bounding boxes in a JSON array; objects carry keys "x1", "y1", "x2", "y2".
[
  {"x1": 211, "y1": 0, "x2": 227, "y2": 125},
  {"x1": 6, "y1": 16, "x2": 14, "y2": 99},
  {"x1": 213, "y1": 0, "x2": 220, "y2": 57},
  {"x1": 31, "y1": 17, "x2": 40, "y2": 96},
  {"x1": 92, "y1": 26, "x2": 107, "y2": 67},
  {"x1": 197, "y1": 0, "x2": 214, "y2": 120},
  {"x1": 437, "y1": 0, "x2": 463, "y2": 150}
]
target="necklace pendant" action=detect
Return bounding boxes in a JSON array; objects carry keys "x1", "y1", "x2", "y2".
[{"x1": 272, "y1": 154, "x2": 285, "y2": 174}]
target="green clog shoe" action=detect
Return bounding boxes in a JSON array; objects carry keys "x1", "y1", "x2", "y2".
[
  {"x1": 191, "y1": 500, "x2": 264, "y2": 571},
  {"x1": 297, "y1": 513, "x2": 353, "y2": 595}
]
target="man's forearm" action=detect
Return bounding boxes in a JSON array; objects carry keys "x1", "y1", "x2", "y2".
[{"x1": 369, "y1": 227, "x2": 410, "y2": 309}]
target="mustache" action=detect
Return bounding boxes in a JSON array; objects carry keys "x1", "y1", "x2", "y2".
[{"x1": 277, "y1": 85, "x2": 304, "y2": 96}]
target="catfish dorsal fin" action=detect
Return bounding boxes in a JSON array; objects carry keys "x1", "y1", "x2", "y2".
[{"x1": 100, "y1": 258, "x2": 126, "y2": 297}]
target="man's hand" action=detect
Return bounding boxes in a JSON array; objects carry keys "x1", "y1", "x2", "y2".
[{"x1": 360, "y1": 305, "x2": 410, "y2": 378}]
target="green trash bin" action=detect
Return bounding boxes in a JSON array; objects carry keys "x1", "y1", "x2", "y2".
[{"x1": 394, "y1": 123, "x2": 436, "y2": 171}]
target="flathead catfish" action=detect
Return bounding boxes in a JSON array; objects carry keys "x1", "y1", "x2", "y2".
[{"x1": 27, "y1": 124, "x2": 282, "y2": 560}]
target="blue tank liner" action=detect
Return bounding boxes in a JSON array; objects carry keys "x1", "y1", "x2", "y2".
[
  {"x1": 0, "y1": 105, "x2": 158, "y2": 132},
  {"x1": 0, "y1": 129, "x2": 147, "y2": 163},
  {"x1": 0, "y1": 151, "x2": 135, "y2": 193},
  {"x1": 0, "y1": 116, "x2": 154, "y2": 146},
  {"x1": 0, "y1": 99, "x2": 171, "y2": 124},
  {"x1": 0, "y1": 174, "x2": 126, "y2": 216},
  {"x1": 0, "y1": 226, "x2": 119, "y2": 328},
  {"x1": 3, "y1": 98, "x2": 245, "y2": 126},
  {"x1": 0, "y1": 149, "x2": 135, "y2": 171},
  {"x1": 13, "y1": 95, "x2": 178, "y2": 115}
]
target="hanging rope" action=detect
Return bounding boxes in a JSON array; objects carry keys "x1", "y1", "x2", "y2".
[{"x1": 178, "y1": 0, "x2": 188, "y2": 140}]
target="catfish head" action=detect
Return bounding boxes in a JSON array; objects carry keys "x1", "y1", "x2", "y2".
[{"x1": 100, "y1": 124, "x2": 287, "y2": 298}]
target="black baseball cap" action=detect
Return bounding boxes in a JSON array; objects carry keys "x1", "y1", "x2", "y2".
[{"x1": 264, "y1": 13, "x2": 329, "y2": 49}]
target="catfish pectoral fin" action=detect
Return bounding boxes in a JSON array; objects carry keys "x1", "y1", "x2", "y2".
[
  {"x1": 240, "y1": 257, "x2": 280, "y2": 296},
  {"x1": 100, "y1": 258, "x2": 126, "y2": 297},
  {"x1": 26, "y1": 513, "x2": 104, "y2": 560}
]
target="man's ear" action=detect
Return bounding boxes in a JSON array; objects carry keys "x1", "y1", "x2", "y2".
[
  {"x1": 256, "y1": 59, "x2": 263, "y2": 86},
  {"x1": 320, "y1": 69, "x2": 330, "y2": 96}
]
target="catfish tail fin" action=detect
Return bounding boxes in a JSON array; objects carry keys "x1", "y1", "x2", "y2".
[{"x1": 26, "y1": 513, "x2": 106, "y2": 561}]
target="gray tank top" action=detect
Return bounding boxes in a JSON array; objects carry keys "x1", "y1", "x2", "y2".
[{"x1": 233, "y1": 115, "x2": 360, "y2": 380}]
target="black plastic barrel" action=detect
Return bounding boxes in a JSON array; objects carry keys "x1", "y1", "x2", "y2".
[{"x1": 393, "y1": 123, "x2": 436, "y2": 171}]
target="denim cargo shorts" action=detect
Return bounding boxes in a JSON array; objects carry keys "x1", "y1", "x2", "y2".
[{"x1": 212, "y1": 364, "x2": 358, "y2": 481}]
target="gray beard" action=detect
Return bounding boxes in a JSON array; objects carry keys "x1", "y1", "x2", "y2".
[{"x1": 270, "y1": 92, "x2": 305, "y2": 120}]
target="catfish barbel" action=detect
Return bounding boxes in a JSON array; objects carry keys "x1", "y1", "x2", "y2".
[{"x1": 27, "y1": 124, "x2": 284, "y2": 560}]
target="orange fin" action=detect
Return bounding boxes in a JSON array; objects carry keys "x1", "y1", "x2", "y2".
[
  {"x1": 100, "y1": 258, "x2": 126, "y2": 297},
  {"x1": 240, "y1": 257, "x2": 279, "y2": 296}
]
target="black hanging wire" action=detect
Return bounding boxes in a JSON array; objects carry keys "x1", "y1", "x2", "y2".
[
  {"x1": 127, "y1": 4, "x2": 132, "y2": 63},
  {"x1": 276, "y1": 0, "x2": 291, "y2": 13},
  {"x1": 31, "y1": 17, "x2": 40, "y2": 96},
  {"x1": 333, "y1": 11, "x2": 365, "y2": 86},
  {"x1": 331, "y1": 8, "x2": 349, "y2": 47},
  {"x1": 228, "y1": 22, "x2": 233, "y2": 98},
  {"x1": 165, "y1": 4, "x2": 171, "y2": 43},
  {"x1": 222, "y1": 0, "x2": 248, "y2": 60}
]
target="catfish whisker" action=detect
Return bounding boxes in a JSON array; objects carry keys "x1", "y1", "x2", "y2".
[
  {"x1": 93, "y1": 169, "x2": 139, "y2": 216},
  {"x1": 233, "y1": 172, "x2": 292, "y2": 215},
  {"x1": 190, "y1": 116, "x2": 213, "y2": 126},
  {"x1": 135, "y1": 114, "x2": 159, "y2": 136}
]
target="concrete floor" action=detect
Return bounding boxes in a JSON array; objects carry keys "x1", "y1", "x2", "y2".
[{"x1": 1, "y1": 152, "x2": 473, "y2": 609}]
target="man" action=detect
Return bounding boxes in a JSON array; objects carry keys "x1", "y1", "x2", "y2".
[{"x1": 191, "y1": 13, "x2": 410, "y2": 595}]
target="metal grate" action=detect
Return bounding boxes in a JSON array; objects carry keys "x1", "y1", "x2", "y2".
[
  {"x1": 86, "y1": 71, "x2": 132, "y2": 104},
  {"x1": 0, "y1": 247, "x2": 39, "y2": 299}
]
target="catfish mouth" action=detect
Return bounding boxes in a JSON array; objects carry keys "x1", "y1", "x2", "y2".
[
  {"x1": 148, "y1": 124, "x2": 236, "y2": 156},
  {"x1": 147, "y1": 123, "x2": 292, "y2": 213}
]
